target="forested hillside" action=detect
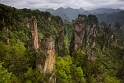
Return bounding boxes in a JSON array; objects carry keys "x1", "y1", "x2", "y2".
[
  {"x1": 0, "y1": 3, "x2": 124, "y2": 83},
  {"x1": 46, "y1": 7, "x2": 123, "y2": 23},
  {"x1": 96, "y1": 11, "x2": 124, "y2": 28}
]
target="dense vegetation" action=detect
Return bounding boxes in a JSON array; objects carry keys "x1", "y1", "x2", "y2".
[
  {"x1": 0, "y1": 3, "x2": 124, "y2": 83},
  {"x1": 96, "y1": 11, "x2": 124, "y2": 29}
]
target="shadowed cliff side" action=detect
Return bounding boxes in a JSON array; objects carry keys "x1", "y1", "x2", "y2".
[
  {"x1": 55, "y1": 16, "x2": 65, "y2": 56},
  {"x1": 36, "y1": 34, "x2": 56, "y2": 83},
  {"x1": 70, "y1": 14, "x2": 98, "y2": 61},
  {"x1": 70, "y1": 14, "x2": 104, "y2": 83},
  {"x1": 70, "y1": 14, "x2": 85, "y2": 56}
]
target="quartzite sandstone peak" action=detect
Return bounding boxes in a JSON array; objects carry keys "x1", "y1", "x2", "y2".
[{"x1": 28, "y1": 16, "x2": 39, "y2": 51}]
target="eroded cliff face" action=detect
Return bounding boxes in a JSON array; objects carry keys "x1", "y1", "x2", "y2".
[
  {"x1": 101, "y1": 23, "x2": 113, "y2": 50},
  {"x1": 24, "y1": 17, "x2": 29, "y2": 28},
  {"x1": 55, "y1": 16, "x2": 65, "y2": 56},
  {"x1": 70, "y1": 14, "x2": 104, "y2": 82},
  {"x1": 100, "y1": 22, "x2": 124, "y2": 49},
  {"x1": 36, "y1": 35, "x2": 56, "y2": 83},
  {"x1": 37, "y1": 35, "x2": 55, "y2": 73},
  {"x1": 70, "y1": 14, "x2": 85, "y2": 56},
  {"x1": 86, "y1": 15, "x2": 98, "y2": 61},
  {"x1": 3, "y1": 27, "x2": 9, "y2": 45},
  {"x1": 2, "y1": 18, "x2": 9, "y2": 45},
  {"x1": 70, "y1": 14, "x2": 98, "y2": 61},
  {"x1": 27, "y1": 16, "x2": 39, "y2": 51},
  {"x1": 27, "y1": 15, "x2": 56, "y2": 83}
]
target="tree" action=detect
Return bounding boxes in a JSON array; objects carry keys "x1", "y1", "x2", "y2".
[{"x1": 0, "y1": 62, "x2": 11, "y2": 83}]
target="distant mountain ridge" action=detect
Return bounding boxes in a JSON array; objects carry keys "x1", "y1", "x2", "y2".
[
  {"x1": 46, "y1": 7, "x2": 83, "y2": 21},
  {"x1": 45, "y1": 7, "x2": 122, "y2": 21},
  {"x1": 89, "y1": 8, "x2": 121, "y2": 14}
]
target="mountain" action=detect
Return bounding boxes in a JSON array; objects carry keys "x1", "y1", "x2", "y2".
[
  {"x1": 46, "y1": 7, "x2": 122, "y2": 21},
  {"x1": 31, "y1": 8, "x2": 47, "y2": 11},
  {"x1": 89, "y1": 8, "x2": 121, "y2": 14},
  {"x1": 46, "y1": 7, "x2": 83, "y2": 21},
  {"x1": 0, "y1": 3, "x2": 124, "y2": 83},
  {"x1": 96, "y1": 11, "x2": 124, "y2": 28},
  {"x1": 47, "y1": 7, "x2": 94, "y2": 21}
]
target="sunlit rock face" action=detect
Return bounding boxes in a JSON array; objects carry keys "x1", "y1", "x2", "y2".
[
  {"x1": 36, "y1": 35, "x2": 56, "y2": 83},
  {"x1": 55, "y1": 16, "x2": 65, "y2": 56},
  {"x1": 27, "y1": 16, "x2": 39, "y2": 51},
  {"x1": 27, "y1": 15, "x2": 56, "y2": 83},
  {"x1": 37, "y1": 35, "x2": 55, "y2": 73}
]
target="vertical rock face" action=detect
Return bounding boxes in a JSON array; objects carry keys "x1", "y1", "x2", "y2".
[
  {"x1": 55, "y1": 16, "x2": 65, "y2": 56},
  {"x1": 70, "y1": 14, "x2": 98, "y2": 61},
  {"x1": 48, "y1": 15, "x2": 51, "y2": 21},
  {"x1": 37, "y1": 35, "x2": 55, "y2": 73},
  {"x1": 101, "y1": 23, "x2": 113, "y2": 50},
  {"x1": 24, "y1": 17, "x2": 29, "y2": 28},
  {"x1": 86, "y1": 15, "x2": 97, "y2": 49},
  {"x1": 36, "y1": 35, "x2": 55, "y2": 83},
  {"x1": 28, "y1": 16, "x2": 39, "y2": 51},
  {"x1": 2, "y1": 18, "x2": 9, "y2": 45},
  {"x1": 27, "y1": 16, "x2": 55, "y2": 82},
  {"x1": 70, "y1": 14, "x2": 85, "y2": 56},
  {"x1": 2, "y1": 27, "x2": 9, "y2": 45},
  {"x1": 86, "y1": 15, "x2": 98, "y2": 61}
]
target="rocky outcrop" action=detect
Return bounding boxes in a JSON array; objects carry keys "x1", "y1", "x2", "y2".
[
  {"x1": 96, "y1": 74, "x2": 104, "y2": 83},
  {"x1": 36, "y1": 35, "x2": 55, "y2": 83},
  {"x1": 101, "y1": 23, "x2": 114, "y2": 50},
  {"x1": 1, "y1": 18, "x2": 9, "y2": 45},
  {"x1": 87, "y1": 48, "x2": 96, "y2": 61},
  {"x1": 70, "y1": 14, "x2": 85, "y2": 56},
  {"x1": 55, "y1": 16, "x2": 65, "y2": 56},
  {"x1": 26, "y1": 16, "x2": 56, "y2": 82},
  {"x1": 27, "y1": 16, "x2": 39, "y2": 51},
  {"x1": 70, "y1": 14, "x2": 98, "y2": 61},
  {"x1": 2, "y1": 27, "x2": 9, "y2": 45},
  {"x1": 24, "y1": 17, "x2": 29, "y2": 28},
  {"x1": 86, "y1": 15, "x2": 98, "y2": 61},
  {"x1": 37, "y1": 35, "x2": 55, "y2": 73},
  {"x1": 86, "y1": 15, "x2": 97, "y2": 49}
]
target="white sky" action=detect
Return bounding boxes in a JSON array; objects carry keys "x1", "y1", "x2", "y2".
[{"x1": 0, "y1": 0, "x2": 124, "y2": 10}]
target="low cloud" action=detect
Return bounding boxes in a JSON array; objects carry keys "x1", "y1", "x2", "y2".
[{"x1": 0, "y1": 0, "x2": 124, "y2": 10}]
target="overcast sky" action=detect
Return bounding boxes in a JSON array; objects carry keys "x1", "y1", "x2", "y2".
[{"x1": 0, "y1": 0, "x2": 124, "y2": 10}]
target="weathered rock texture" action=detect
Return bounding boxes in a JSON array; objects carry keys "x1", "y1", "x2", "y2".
[
  {"x1": 101, "y1": 23, "x2": 113, "y2": 50},
  {"x1": 55, "y1": 16, "x2": 65, "y2": 56},
  {"x1": 1, "y1": 18, "x2": 9, "y2": 45},
  {"x1": 70, "y1": 14, "x2": 85, "y2": 56},
  {"x1": 36, "y1": 35, "x2": 56, "y2": 83},
  {"x1": 24, "y1": 17, "x2": 29, "y2": 28},
  {"x1": 70, "y1": 14, "x2": 98, "y2": 61},
  {"x1": 70, "y1": 14, "x2": 103, "y2": 82},
  {"x1": 37, "y1": 35, "x2": 55, "y2": 73},
  {"x1": 86, "y1": 15, "x2": 98, "y2": 61},
  {"x1": 3, "y1": 27, "x2": 9, "y2": 45},
  {"x1": 27, "y1": 16, "x2": 39, "y2": 51},
  {"x1": 27, "y1": 16, "x2": 56, "y2": 83}
]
